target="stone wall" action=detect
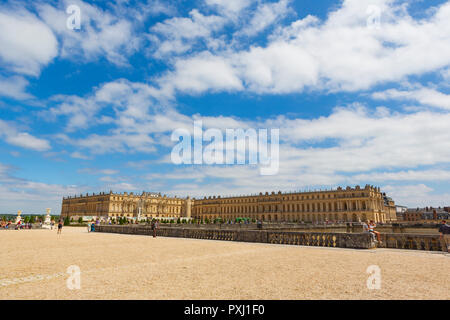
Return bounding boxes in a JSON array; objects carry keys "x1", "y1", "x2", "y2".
[{"x1": 95, "y1": 225, "x2": 445, "y2": 251}]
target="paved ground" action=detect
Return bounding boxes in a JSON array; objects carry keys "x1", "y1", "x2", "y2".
[{"x1": 0, "y1": 227, "x2": 448, "y2": 300}]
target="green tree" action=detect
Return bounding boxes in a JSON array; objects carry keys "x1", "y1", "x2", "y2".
[
  {"x1": 78, "y1": 217, "x2": 83, "y2": 224},
  {"x1": 64, "y1": 216, "x2": 70, "y2": 226}
]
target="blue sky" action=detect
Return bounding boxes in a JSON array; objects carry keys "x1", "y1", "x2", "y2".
[{"x1": 1, "y1": 0, "x2": 450, "y2": 214}]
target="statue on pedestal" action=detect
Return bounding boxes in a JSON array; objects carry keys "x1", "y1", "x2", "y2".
[
  {"x1": 137, "y1": 198, "x2": 144, "y2": 222},
  {"x1": 42, "y1": 208, "x2": 52, "y2": 229},
  {"x1": 15, "y1": 210, "x2": 22, "y2": 224}
]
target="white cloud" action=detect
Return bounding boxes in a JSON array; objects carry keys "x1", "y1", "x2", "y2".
[
  {"x1": 0, "y1": 120, "x2": 51, "y2": 151},
  {"x1": 78, "y1": 168, "x2": 118, "y2": 175},
  {"x1": 0, "y1": 162, "x2": 91, "y2": 213},
  {"x1": 46, "y1": 79, "x2": 163, "y2": 132},
  {"x1": 65, "y1": 133, "x2": 156, "y2": 154},
  {"x1": 152, "y1": 9, "x2": 225, "y2": 40},
  {"x1": 269, "y1": 105, "x2": 450, "y2": 173},
  {"x1": 372, "y1": 87, "x2": 450, "y2": 110},
  {"x1": 0, "y1": 8, "x2": 58, "y2": 76},
  {"x1": 383, "y1": 184, "x2": 450, "y2": 208},
  {"x1": 160, "y1": 0, "x2": 450, "y2": 95},
  {"x1": 353, "y1": 170, "x2": 450, "y2": 182},
  {"x1": 0, "y1": 75, "x2": 33, "y2": 100},
  {"x1": 236, "y1": 41, "x2": 319, "y2": 93},
  {"x1": 160, "y1": 52, "x2": 243, "y2": 94},
  {"x1": 70, "y1": 151, "x2": 90, "y2": 160},
  {"x1": 239, "y1": 0, "x2": 292, "y2": 37},
  {"x1": 205, "y1": 0, "x2": 254, "y2": 17},
  {"x1": 150, "y1": 9, "x2": 226, "y2": 57},
  {"x1": 37, "y1": 0, "x2": 139, "y2": 66},
  {"x1": 441, "y1": 68, "x2": 450, "y2": 81}
]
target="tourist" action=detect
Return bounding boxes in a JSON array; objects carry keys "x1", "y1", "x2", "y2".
[
  {"x1": 155, "y1": 220, "x2": 159, "y2": 237},
  {"x1": 369, "y1": 220, "x2": 381, "y2": 243},
  {"x1": 90, "y1": 222, "x2": 95, "y2": 232},
  {"x1": 57, "y1": 220, "x2": 63, "y2": 235},
  {"x1": 87, "y1": 222, "x2": 91, "y2": 233},
  {"x1": 438, "y1": 220, "x2": 450, "y2": 253},
  {"x1": 151, "y1": 220, "x2": 156, "y2": 237},
  {"x1": 363, "y1": 220, "x2": 376, "y2": 241},
  {"x1": 363, "y1": 220, "x2": 369, "y2": 232}
]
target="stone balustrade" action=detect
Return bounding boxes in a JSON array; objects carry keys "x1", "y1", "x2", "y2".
[
  {"x1": 377, "y1": 233, "x2": 444, "y2": 251},
  {"x1": 95, "y1": 225, "x2": 445, "y2": 251},
  {"x1": 95, "y1": 225, "x2": 375, "y2": 249}
]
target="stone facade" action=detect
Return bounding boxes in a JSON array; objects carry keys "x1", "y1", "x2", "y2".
[
  {"x1": 192, "y1": 185, "x2": 396, "y2": 223},
  {"x1": 61, "y1": 191, "x2": 190, "y2": 220},
  {"x1": 61, "y1": 185, "x2": 396, "y2": 223}
]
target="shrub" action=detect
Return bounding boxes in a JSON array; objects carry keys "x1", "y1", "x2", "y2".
[{"x1": 78, "y1": 217, "x2": 83, "y2": 224}]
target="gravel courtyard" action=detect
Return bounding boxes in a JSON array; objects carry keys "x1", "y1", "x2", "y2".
[{"x1": 0, "y1": 227, "x2": 448, "y2": 300}]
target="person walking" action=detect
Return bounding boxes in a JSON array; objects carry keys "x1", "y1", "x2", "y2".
[
  {"x1": 438, "y1": 220, "x2": 450, "y2": 253},
  {"x1": 57, "y1": 220, "x2": 63, "y2": 235},
  {"x1": 151, "y1": 220, "x2": 156, "y2": 237}
]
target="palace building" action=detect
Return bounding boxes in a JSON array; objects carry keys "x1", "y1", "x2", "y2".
[
  {"x1": 61, "y1": 185, "x2": 396, "y2": 223},
  {"x1": 61, "y1": 191, "x2": 190, "y2": 221}
]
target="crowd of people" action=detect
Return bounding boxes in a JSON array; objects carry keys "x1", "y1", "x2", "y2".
[{"x1": 1, "y1": 220, "x2": 34, "y2": 229}]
